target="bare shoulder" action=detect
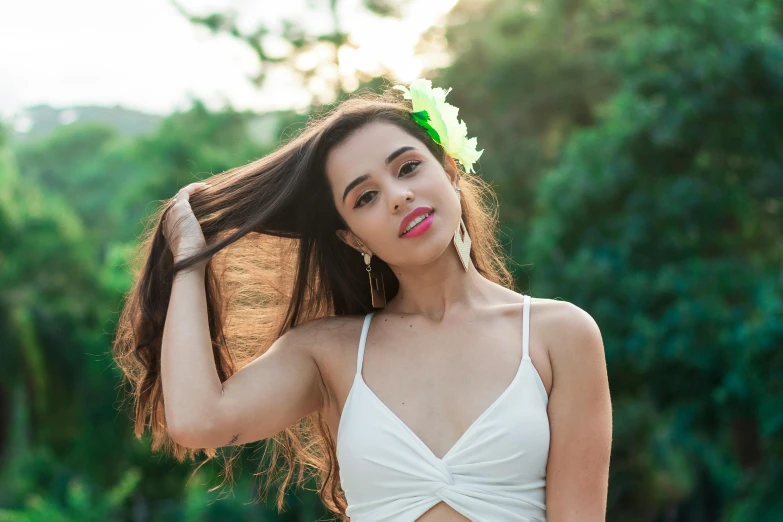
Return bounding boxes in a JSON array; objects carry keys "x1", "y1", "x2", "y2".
[
  {"x1": 530, "y1": 297, "x2": 603, "y2": 352},
  {"x1": 287, "y1": 314, "x2": 366, "y2": 352},
  {"x1": 529, "y1": 297, "x2": 606, "y2": 386},
  {"x1": 528, "y1": 296, "x2": 600, "y2": 336},
  {"x1": 282, "y1": 313, "x2": 368, "y2": 404}
]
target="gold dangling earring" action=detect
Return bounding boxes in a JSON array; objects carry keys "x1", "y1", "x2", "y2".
[
  {"x1": 453, "y1": 186, "x2": 471, "y2": 272},
  {"x1": 362, "y1": 250, "x2": 387, "y2": 308}
]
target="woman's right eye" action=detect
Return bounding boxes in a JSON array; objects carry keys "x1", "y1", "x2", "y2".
[{"x1": 355, "y1": 191, "x2": 375, "y2": 208}]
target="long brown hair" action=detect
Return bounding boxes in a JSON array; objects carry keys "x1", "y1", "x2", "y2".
[{"x1": 111, "y1": 84, "x2": 515, "y2": 519}]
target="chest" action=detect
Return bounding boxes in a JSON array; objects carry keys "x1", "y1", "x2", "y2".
[{"x1": 324, "y1": 310, "x2": 548, "y2": 460}]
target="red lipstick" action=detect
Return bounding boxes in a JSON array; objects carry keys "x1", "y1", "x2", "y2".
[{"x1": 399, "y1": 206, "x2": 434, "y2": 237}]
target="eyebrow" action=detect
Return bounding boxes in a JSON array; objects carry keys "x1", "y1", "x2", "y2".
[{"x1": 341, "y1": 145, "x2": 418, "y2": 204}]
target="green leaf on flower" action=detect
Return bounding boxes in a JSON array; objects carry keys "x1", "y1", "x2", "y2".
[{"x1": 411, "y1": 110, "x2": 441, "y2": 144}]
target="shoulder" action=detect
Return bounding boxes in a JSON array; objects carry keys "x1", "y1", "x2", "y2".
[
  {"x1": 284, "y1": 313, "x2": 369, "y2": 412},
  {"x1": 495, "y1": 287, "x2": 604, "y2": 359},
  {"x1": 529, "y1": 297, "x2": 606, "y2": 385},
  {"x1": 489, "y1": 285, "x2": 603, "y2": 357},
  {"x1": 530, "y1": 298, "x2": 602, "y2": 345},
  {"x1": 282, "y1": 313, "x2": 367, "y2": 351},
  {"x1": 282, "y1": 313, "x2": 369, "y2": 370}
]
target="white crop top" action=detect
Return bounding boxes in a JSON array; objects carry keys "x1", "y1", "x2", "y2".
[{"x1": 336, "y1": 295, "x2": 550, "y2": 521}]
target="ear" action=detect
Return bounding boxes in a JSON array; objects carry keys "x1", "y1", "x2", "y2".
[
  {"x1": 443, "y1": 155, "x2": 461, "y2": 190},
  {"x1": 335, "y1": 229, "x2": 367, "y2": 254}
]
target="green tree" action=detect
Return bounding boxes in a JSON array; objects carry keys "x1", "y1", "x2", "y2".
[
  {"x1": 436, "y1": 0, "x2": 621, "y2": 269},
  {"x1": 526, "y1": 1, "x2": 783, "y2": 519}
]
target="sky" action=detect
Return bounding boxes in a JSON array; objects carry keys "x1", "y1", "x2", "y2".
[{"x1": 0, "y1": 0, "x2": 458, "y2": 120}]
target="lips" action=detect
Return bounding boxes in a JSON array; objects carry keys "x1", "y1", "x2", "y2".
[{"x1": 399, "y1": 206, "x2": 434, "y2": 236}]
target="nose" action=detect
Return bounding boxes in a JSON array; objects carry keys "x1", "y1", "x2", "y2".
[{"x1": 390, "y1": 186, "x2": 414, "y2": 213}]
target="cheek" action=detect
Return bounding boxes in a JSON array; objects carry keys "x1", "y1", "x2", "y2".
[{"x1": 343, "y1": 205, "x2": 387, "y2": 243}]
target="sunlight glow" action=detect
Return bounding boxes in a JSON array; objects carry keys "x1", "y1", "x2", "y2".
[{"x1": 0, "y1": 0, "x2": 460, "y2": 117}]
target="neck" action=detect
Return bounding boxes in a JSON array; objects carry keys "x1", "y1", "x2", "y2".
[{"x1": 383, "y1": 249, "x2": 492, "y2": 321}]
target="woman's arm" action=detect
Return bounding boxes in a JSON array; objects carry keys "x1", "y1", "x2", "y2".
[
  {"x1": 544, "y1": 301, "x2": 613, "y2": 521},
  {"x1": 162, "y1": 263, "x2": 325, "y2": 449}
]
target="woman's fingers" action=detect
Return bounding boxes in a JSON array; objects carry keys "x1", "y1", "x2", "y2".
[
  {"x1": 174, "y1": 182, "x2": 209, "y2": 202},
  {"x1": 172, "y1": 182, "x2": 209, "y2": 204},
  {"x1": 162, "y1": 182, "x2": 211, "y2": 253},
  {"x1": 164, "y1": 182, "x2": 210, "y2": 236}
]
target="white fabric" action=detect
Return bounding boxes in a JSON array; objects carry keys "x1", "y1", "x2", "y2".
[{"x1": 337, "y1": 295, "x2": 550, "y2": 521}]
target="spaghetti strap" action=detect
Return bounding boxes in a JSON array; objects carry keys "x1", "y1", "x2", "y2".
[
  {"x1": 357, "y1": 312, "x2": 375, "y2": 375},
  {"x1": 522, "y1": 295, "x2": 531, "y2": 360}
]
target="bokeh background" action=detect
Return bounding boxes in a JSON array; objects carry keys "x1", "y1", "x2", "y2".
[{"x1": 1, "y1": 0, "x2": 781, "y2": 520}]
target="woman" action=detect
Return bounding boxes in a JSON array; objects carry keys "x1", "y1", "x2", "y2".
[{"x1": 112, "y1": 78, "x2": 612, "y2": 521}]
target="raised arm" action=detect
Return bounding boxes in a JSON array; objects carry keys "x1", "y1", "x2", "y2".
[
  {"x1": 159, "y1": 182, "x2": 326, "y2": 449},
  {"x1": 162, "y1": 262, "x2": 325, "y2": 449}
]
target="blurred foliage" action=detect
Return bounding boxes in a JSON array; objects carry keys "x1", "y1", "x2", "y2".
[
  {"x1": 12, "y1": 105, "x2": 161, "y2": 144},
  {"x1": 525, "y1": 1, "x2": 783, "y2": 518},
  {"x1": 1, "y1": 0, "x2": 781, "y2": 520},
  {"x1": 0, "y1": 463, "x2": 140, "y2": 522},
  {"x1": 172, "y1": 0, "x2": 415, "y2": 106},
  {"x1": 0, "y1": 104, "x2": 315, "y2": 520}
]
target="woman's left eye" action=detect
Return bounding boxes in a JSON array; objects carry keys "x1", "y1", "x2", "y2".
[{"x1": 399, "y1": 160, "x2": 421, "y2": 176}]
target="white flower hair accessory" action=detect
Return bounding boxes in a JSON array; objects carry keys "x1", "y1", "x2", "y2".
[{"x1": 392, "y1": 78, "x2": 484, "y2": 174}]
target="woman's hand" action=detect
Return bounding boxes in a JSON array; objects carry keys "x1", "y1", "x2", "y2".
[{"x1": 162, "y1": 182, "x2": 210, "y2": 262}]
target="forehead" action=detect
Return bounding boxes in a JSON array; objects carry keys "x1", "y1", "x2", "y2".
[{"x1": 325, "y1": 121, "x2": 422, "y2": 183}]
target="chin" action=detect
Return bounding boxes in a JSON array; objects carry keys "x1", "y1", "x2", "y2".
[{"x1": 393, "y1": 236, "x2": 454, "y2": 267}]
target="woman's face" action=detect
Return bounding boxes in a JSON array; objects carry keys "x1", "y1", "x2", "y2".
[{"x1": 326, "y1": 121, "x2": 462, "y2": 267}]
